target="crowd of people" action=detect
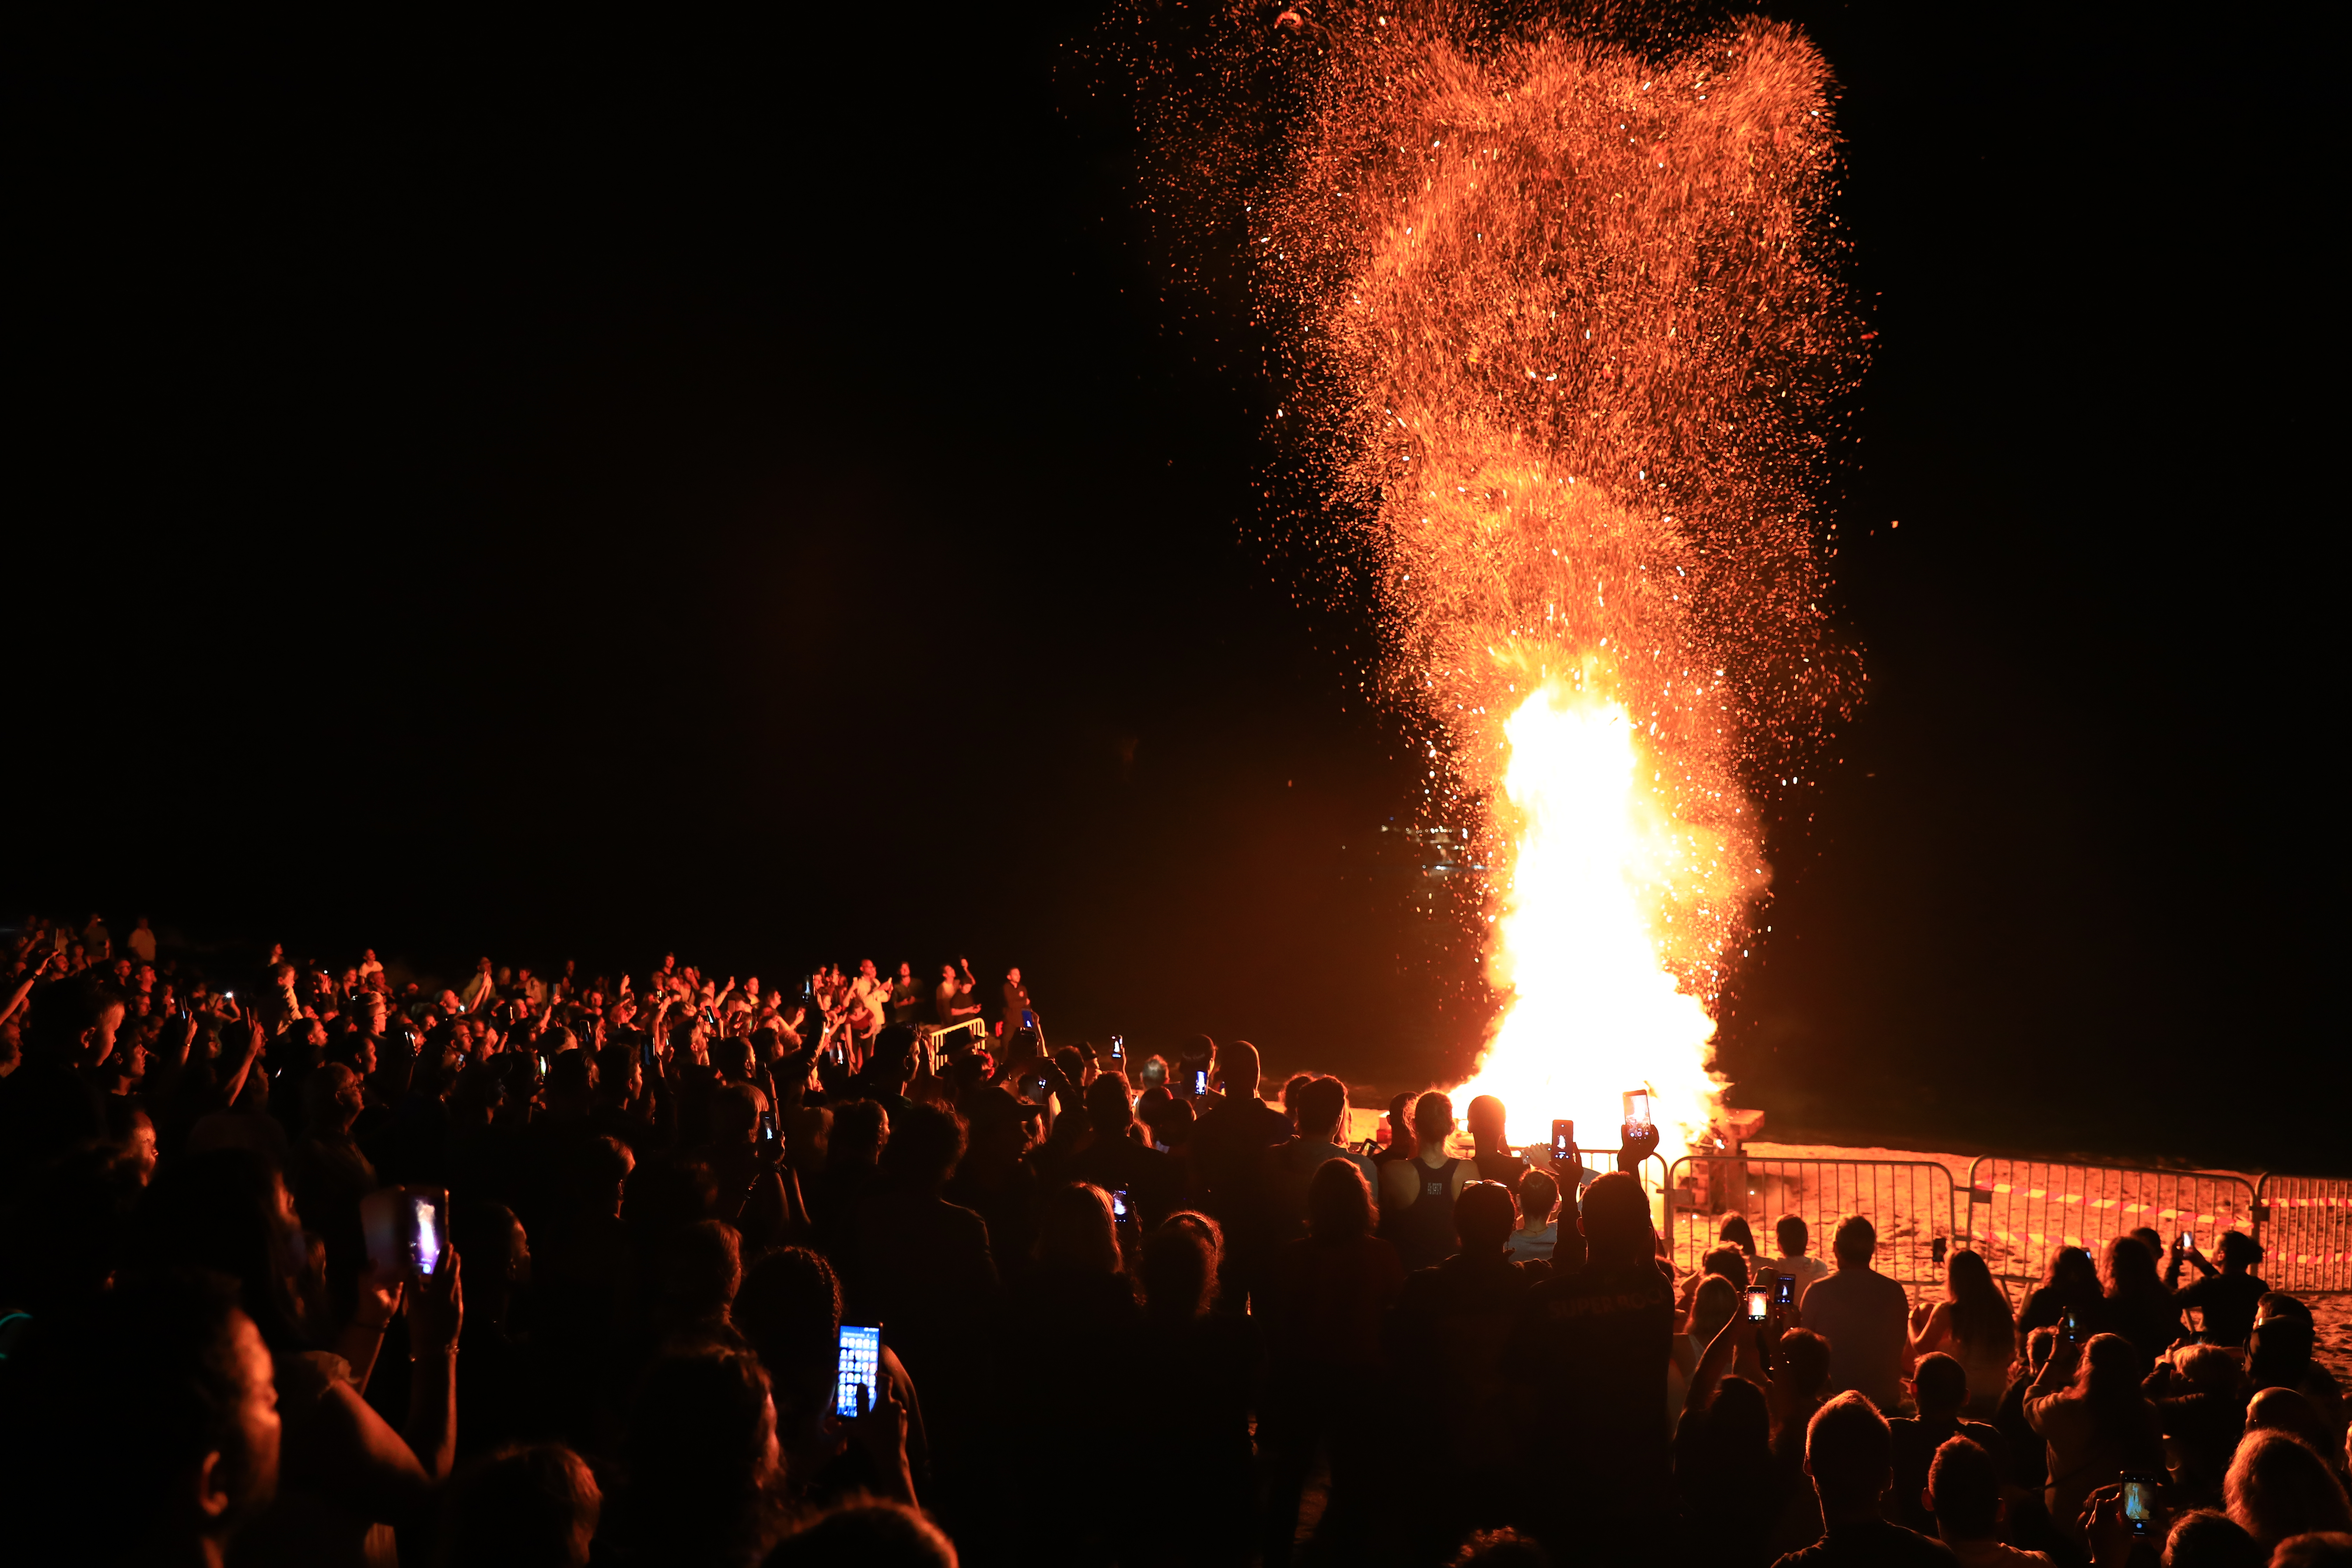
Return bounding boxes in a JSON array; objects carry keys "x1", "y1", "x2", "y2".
[{"x1": 0, "y1": 911, "x2": 2347, "y2": 1568}]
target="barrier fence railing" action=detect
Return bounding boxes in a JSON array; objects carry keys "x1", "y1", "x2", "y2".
[
  {"x1": 1963, "y1": 1157, "x2": 2260, "y2": 1306},
  {"x1": 919, "y1": 1017, "x2": 990, "y2": 1057},
  {"x1": 1664, "y1": 1155, "x2": 1965, "y2": 1310},
  {"x1": 1437, "y1": 1140, "x2": 1671, "y2": 1221},
  {"x1": 2254, "y1": 1174, "x2": 2352, "y2": 1295}
]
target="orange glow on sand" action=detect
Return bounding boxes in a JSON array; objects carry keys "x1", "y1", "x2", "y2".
[{"x1": 1129, "y1": 6, "x2": 1864, "y2": 1156}]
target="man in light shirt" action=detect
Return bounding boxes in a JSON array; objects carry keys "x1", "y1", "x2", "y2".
[
  {"x1": 1770, "y1": 1212, "x2": 1833, "y2": 1306},
  {"x1": 1799, "y1": 1216, "x2": 1913, "y2": 1414}
]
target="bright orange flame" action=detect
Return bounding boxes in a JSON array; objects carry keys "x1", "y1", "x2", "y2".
[
  {"x1": 1127, "y1": 6, "x2": 1861, "y2": 1149},
  {"x1": 1459, "y1": 673, "x2": 1738, "y2": 1158}
]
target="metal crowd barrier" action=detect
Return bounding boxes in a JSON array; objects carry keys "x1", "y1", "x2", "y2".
[
  {"x1": 1665, "y1": 1155, "x2": 1965, "y2": 1309},
  {"x1": 2254, "y1": 1173, "x2": 2352, "y2": 1295},
  {"x1": 913, "y1": 1017, "x2": 991, "y2": 1074},
  {"x1": 1964, "y1": 1157, "x2": 2259, "y2": 1305},
  {"x1": 921, "y1": 1017, "x2": 990, "y2": 1051}
]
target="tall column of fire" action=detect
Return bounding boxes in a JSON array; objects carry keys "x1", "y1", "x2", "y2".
[{"x1": 1134, "y1": 5, "x2": 1863, "y2": 1157}]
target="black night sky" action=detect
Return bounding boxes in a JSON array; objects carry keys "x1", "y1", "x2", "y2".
[{"x1": 10, "y1": 5, "x2": 2339, "y2": 1168}]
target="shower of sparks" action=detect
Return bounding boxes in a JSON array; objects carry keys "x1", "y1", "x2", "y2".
[{"x1": 1110, "y1": 2, "x2": 1865, "y2": 1157}]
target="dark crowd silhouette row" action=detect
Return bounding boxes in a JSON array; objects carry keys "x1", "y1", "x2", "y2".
[{"x1": 0, "y1": 913, "x2": 2346, "y2": 1567}]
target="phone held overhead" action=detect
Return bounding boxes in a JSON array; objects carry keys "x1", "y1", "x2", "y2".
[
  {"x1": 1622, "y1": 1088, "x2": 1652, "y2": 1143},
  {"x1": 1549, "y1": 1119, "x2": 1575, "y2": 1165}
]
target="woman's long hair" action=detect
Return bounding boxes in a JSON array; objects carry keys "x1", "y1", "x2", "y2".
[
  {"x1": 2073, "y1": 1332, "x2": 2163, "y2": 1460},
  {"x1": 618, "y1": 1348, "x2": 786, "y2": 1567},
  {"x1": 136, "y1": 1147, "x2": 309, "y2": 1352},
  {"x1": 2101, "y1": 1236, "x2": 2170, "y2": 1308},
  {"x1": 1945, "y1": 1248, "x2": 2017, "y2": 1363},
  {"x1": 1036, "y1": 1183, "x2": 1122, "y2": 1275},
  {"x1": 1307, "y1": 1157, "x2": 1374, "y2": 1244},
  {"x1": 1141, "y1": 1212, "x2": 1222, "y2": 1323},
  {"x1": 2041, "y1": 1245, "x2": 2100, "y2": 1298}
]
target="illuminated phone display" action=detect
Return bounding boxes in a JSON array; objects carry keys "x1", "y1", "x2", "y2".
[
  {"x1": 834, "y1": 1324, "x2": 882, "y2": 1417},
  {"x1": 411, "y1": 1193, "x2": 444, "y2": 1276}
]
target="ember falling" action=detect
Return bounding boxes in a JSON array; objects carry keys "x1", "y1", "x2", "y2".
[{"x1": 1137, "y1": 4, "x2": 1865, "y2": 1157}]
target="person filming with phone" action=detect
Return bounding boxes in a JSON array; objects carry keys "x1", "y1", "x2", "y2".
[{"x1": 2166, "y1": 1228, "x2": 2269, "y2": 1348}]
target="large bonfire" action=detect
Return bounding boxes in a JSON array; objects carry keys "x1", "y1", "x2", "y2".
[{"x1": 1120, "y1": 2, "x2": 1863, "y2": 1158}]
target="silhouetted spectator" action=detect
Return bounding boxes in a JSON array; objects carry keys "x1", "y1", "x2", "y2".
[
  {"x1": 1774, "y1": 1391, "x2": 1958, "y2": 1564},
  {"x1": 766, "y1": 1499, "x2": 958, "y2": 1568},
  {"x1": 2161, "y1": 1508, "x2": 2267, "y2": 1568},
  {"x1": 2, "y1": 1269, "x2": 283, "y2": 1567},
  {"x1": 1675, "y1": 1372, "x2": 1780, "y2": 1567},
  {"x1": 2101, "y1": 1233, "x2": 2185, "y2": 1362},
  {"x1": 1128, "y1": 1213, "x2": 1256, "y2": 1566},
  {"x1": 1799, "y1": 1216, "x2": 1911, "y2": 1412},
  {"x1": 2150, "y1": 1344, "x2": 2254, "y2": 1509},
  {"x1": 2166, "y1": 1230, "x2": 2268, "y2": 1347},
  {"x1": 1262, "y1": 1073, "x2": 1378, "y2": 1249},
  {"x1": 1464, "y1": 1093, "x2": 1526, "y2": 1193},
  {"x1": 1911, "y1": 1248, "x2": 2018, "y2": 1419},
  {"x1": 2017, "y1": 1246, "x2": 2102, "y2": 1339},
  {"x1": 2024, "y1": 1331, "x2": 2164, "y2": 1551},
  {"x1": 442, "y1": 1443, "x2": 601, "y2": 1568},
  {"x1": 1380, "y1": 1090, "x2": 1473, "y2": 1269},
  {"x1": 1391, "y1": 1179, "x2": 1539, "y2": 1558},
  {"x1": 1508, "y1": 1170, "x2": 1677, "y2": 1561},
  {"x1": 1063, "y1": 1069, "x2": 1183, "y2": 1227},
  {"x1": 1510, "y1": 1166, "x2": 1560, "y2": 1265},
  {"x1": 608, "y1": 1347, "x2": 788, "y2": 1567},
  {"x1": 1888, "y1": 1353, "x2": 2005, "y2": 1535},
  {"x1": 1262, "y1": 1156, "x2": 1405, "y2": 1565},
  {"x1": 1919, "y1": 1435, "x2": 2042, "y2": 1567},
  {"x1": 2225, "y1": 1430, "x2": 2352, "y2": 1550},
  {"x1": 1769, "y1": 1213, "x2": 1830, "y2": 1305}
]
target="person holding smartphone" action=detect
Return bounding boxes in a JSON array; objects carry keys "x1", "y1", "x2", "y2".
[
  {"x1": 932, "y1": 960, "x2": 982, "y2": 1026},
  {"x1": 997, "y1": 964, "x2": 1032, "y2": 1038},
  {"x1": 2165, "y1": 1229, "x2": 2269, "y2": 1347},
  {"x1": 2024, "y1": 1331, "x2": 2166, "y2": 1553},
  {"x1": 1064, "y1": 1071, "x2": 1182, "y2": 1227},
  {"x1": 1503, "y1": 1173, "x2": 1678, "y2": 1558}
]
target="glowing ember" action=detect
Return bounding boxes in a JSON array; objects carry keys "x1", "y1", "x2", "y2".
[{"x1": 1120, "y1": 6, "x2": 1864, "y2": 1158}]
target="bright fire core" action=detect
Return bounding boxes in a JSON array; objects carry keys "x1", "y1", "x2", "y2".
[
  {"x1": 1129, "y1": 5, "x2": 1863, "y2": 1157},
  {"x1": 1461, "y1": 677, "x2": 1738, "y2": 1159}
]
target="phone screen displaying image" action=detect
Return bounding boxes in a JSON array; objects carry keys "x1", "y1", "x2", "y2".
[
  {"x1": 410, "y1": 1192, "x2": 444, "y2": 1276},
  {"x1": 1774, "y1": 1273, "x2": 1797, "y2": 1308},
  {"x1": 1623, "y1": 1090, "x2": 1651, "y2": 1127},
  {"x1": 834, "y1": 1324, "x2": 882, "y2": 1418},
  {"x1": 2121, "y1": 1476, "x2": 2160, "y2": 1533},
  {"x1": 1111, "y1": 1187, "x2": 1130, "y2": 1221},
  {"x1": 1745, "y1": 1287, "x2": 1771, "y2": 1322},
  {"x1": 1193, "y1": 1070, "x2": 1209, "y2": 1095},
  {"x1": 1550, "y1": 1119, "x2": 1575, "y2": 1161},
  {"x1": 760, "y1": 1110, "x2": 777, "y2": 1145}
]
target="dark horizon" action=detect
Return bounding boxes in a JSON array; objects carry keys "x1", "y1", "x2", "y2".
[{"x1": 9, "y1": 5, "x2": 2339, "y2": 1172}]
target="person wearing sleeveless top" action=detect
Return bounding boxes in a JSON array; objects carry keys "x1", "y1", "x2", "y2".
[{"x1": 1378, "y1": 1091, "x2": 1475, "y2": 1269}]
